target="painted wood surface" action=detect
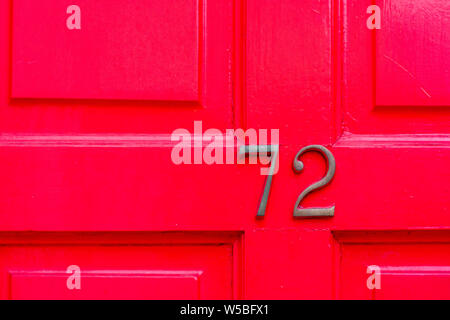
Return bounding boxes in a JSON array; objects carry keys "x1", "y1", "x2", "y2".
[{"x1": 0, "y1": 0, "x2": 449, "y2": 299}]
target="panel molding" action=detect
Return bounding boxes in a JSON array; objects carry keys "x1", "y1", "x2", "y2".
[
  {"x1": 8, "y1": 269, "x2": 202, "y2": 283},
  {"x1": 0, "y1": 133, "x2": 237, "y2": 148},
  {"x1": 0, "y1": 231, "x2": 242, "y2": 244},
  {"x1": 332, "y1": 229, "x2": 450, "y2": 243},
  {"x1": 376, "y1": 266, "x2": 450, "y2": 276},
  {"x1": 334, "y1": 132, "x2": 450, "y2": 148},
  {"x1": 0, "y1": 231, "x2": 243, "y2": 299}
]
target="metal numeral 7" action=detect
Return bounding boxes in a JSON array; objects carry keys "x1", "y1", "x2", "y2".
[{"x1": 239, "y1": 145, "x2": 279, "y2": 217}]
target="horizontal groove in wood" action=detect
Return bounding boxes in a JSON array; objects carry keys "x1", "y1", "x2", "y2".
[{"x1": 334, "y1": 132, "x2": 450, "y2": 148}]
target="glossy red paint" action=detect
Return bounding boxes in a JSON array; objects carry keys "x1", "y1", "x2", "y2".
[
  {"x1": 0, "y1": 0, "x2": 449, "y2": 300},
  {"x1": 12, "y1": 0, "x2": 199, "y2": 100}
]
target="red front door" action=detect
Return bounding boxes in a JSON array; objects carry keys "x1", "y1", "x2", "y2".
[{"x1": 0, "y1": 0, "x2": 449, "y2": 300}]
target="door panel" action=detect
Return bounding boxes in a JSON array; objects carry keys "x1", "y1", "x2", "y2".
[
  {"x1": 11, "y1": 272, "x2": 200, "y2": 300},
  {"x1": 2, "y1": 0, "x2": 233, "y2": 133},
  {"x1": 334, "y1": 0, "x2": 450, "y2": 228},
  {"x1": 344, "y1": 0, "x2": 450, "y2": 134},
  {"x1": 336, "y1": 231, "x2": 450, "y2": 300},
  {"x1": 332, "y1": 0, "x2": 450, "y2": 299},
  {"x1": 376, "y1": 0, "x2": 450, "y2": 106},
  {"x1": 12, "y1": 0, "x2": 199, "y2": 100},
  {"x1": 0, "y1": 232, "x2": 240, "y2": 300}
]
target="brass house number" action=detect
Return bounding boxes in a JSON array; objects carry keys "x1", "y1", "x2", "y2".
[{"x1": 243, "y1": 145, "x2": 336, "y2": 219}]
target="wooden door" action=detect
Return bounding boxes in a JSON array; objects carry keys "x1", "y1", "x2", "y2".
[
  {"x1": 333, "y1": 0, "x2": 450, "y2": 299},
  {"x1": 244, "y1": 0, "x2": 450, "y2": 299},
  {"x1": 0, "y1": 0, "x2": 449, "y2": 300},
  {"x1": 1, "y1": 0, "x2": 240, "y2": 300}
]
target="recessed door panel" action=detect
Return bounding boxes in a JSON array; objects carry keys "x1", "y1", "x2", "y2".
[
  {"x1": 1, "y1": 0, "x2": 234, "y2": 133},
  {"x1": 376, "y1": 0, "x2": 450, "y2": 106},
  {"x1": 11, "y1": 271, "x2": 200, "y2": 300},
  {"x1": 336, "y1": 231, "x2": 450, "y2": 300},
  {"x1": 0, "y1": 232, "x2": 239, "y2": 300},
  {"x1": 12, "y1": 0, "x2": 199, "y2": 101},
  {"x1": 344, "y1": 0, "x2": 450, "y2": 134}
]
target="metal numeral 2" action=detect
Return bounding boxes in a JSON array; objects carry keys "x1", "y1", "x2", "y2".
[{"x1": 292, "y1": 145, "x2": 336, "y2": 217}]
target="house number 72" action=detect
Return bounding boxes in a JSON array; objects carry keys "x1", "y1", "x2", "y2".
[{"x1": 242, "y1": 144, "x2": 336, "y2": 218}]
